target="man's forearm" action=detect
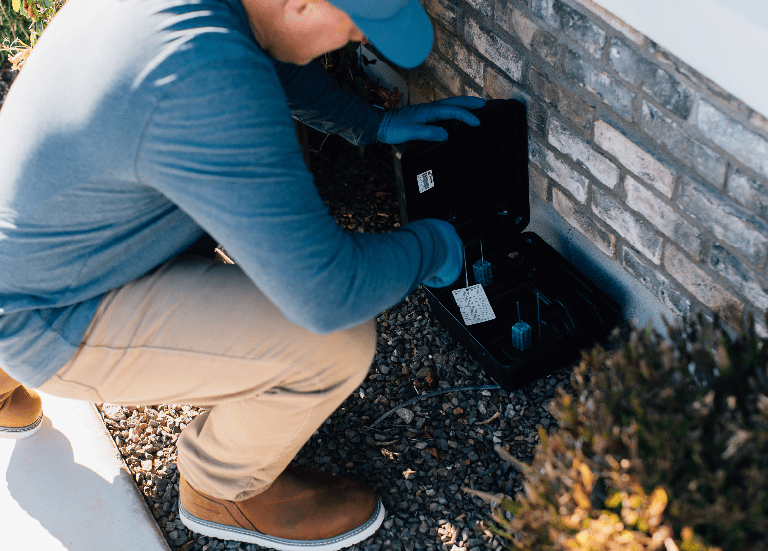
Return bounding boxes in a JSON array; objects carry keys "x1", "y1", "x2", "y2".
[{"x1": 273, "y1": 59, "x2": 383, "y2": 146}]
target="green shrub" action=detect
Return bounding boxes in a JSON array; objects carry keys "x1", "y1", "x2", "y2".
[
  {"x1": 489, "y1": 316, "x2": 768, "y2": 550},
  {"x1": 1, "y1": 0, "x2": 30, "y2": 67},
  {"x1": 1, "y1": 0, "x2": 65, "y2": 68}
]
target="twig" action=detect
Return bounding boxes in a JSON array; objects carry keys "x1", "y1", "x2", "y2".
[
  {"x1": 476, "y1": 411, "x2": 501, "y2": 425},
  {"x1": 309, "y1": 132, "x2": 331, "y2": 155},
  {"x1": 461, "y1": 487, "x2": 505, "y2": 506},
  {"x1": 494, "y1": 444, "x2": 527, "y2": 472},
  {"x1": 367, "y1": 384, "x2": 501, "y2": 429}
]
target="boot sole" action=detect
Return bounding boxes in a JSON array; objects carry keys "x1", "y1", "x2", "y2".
[
  {"x1": 0, "y1": 412, "x2": 43, "y2": 440},
  {"x1": 179, "y1": 495, "x2": 386, "y2": 551}
]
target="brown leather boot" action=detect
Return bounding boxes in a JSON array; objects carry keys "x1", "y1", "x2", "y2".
[
  {"x1": 0, "y1": 368, "x2": 43, "y2": 440},
  {"x1": 178, "y1": 466, "x2": 385, "y2": 551}
]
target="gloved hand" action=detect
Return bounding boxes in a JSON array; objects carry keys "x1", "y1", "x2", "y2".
[
  {"x1": 376, "y1": 96, "x2": 486, "y2": 144},
  {"x1": 423, "y1": 219, "x2": 464, "y2": 288}
]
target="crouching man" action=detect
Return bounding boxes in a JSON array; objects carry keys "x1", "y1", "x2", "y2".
[{"x1": 0, "y1": 0, "x2": 484, "y2": 548}]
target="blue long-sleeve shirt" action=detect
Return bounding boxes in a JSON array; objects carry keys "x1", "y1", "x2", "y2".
[{"x1": 0, "y1": 0, "x2": 456, "y2": 387}]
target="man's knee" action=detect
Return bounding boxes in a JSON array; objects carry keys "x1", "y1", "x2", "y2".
[{"x1": 327, "y1": 317, "x2": 377, "y2": 388}]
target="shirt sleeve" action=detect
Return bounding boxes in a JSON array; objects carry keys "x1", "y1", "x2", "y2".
[
  {"x1": 135, "y1": 62, "x2": 451, "y2": 334},
  {"x1": 272, "y1": 60, "x2": 383, "y2": 146}
]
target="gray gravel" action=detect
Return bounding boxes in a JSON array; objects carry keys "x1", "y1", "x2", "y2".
[
  {"x1": 0, "y1": 71, "x2": 573, "y2": 551},
  {"x1": 93, "y1": 132, "x2": 573, "y2": 551},
  {"x1": 97, "y1": 295, "x2": 569, "y2": 551}
]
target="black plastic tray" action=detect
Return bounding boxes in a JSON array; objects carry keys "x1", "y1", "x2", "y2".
[{"x1": 393, "y1": 99, "x2": 620, "y2": 390}]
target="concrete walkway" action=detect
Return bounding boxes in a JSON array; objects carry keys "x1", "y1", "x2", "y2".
[{"x1": 1, "y1": 391, "x2": 171, "y2": 551}]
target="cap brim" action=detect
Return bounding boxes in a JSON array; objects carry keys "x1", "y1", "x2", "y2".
[{"x1": 346, "y1": 0, "x2": 433, "y2": 69}]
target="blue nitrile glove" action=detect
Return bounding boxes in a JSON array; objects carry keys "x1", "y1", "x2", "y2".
[
  {"x1": 376, "y1": 96, "x2": 486, "y2": 144},
  {"x1": 423, "y1": 219, "x2": 464, "y2": 288}
]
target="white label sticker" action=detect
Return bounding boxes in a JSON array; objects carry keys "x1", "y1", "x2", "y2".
[
  {"x1": 416, "y1": 169, "x2": 434, "y2": 193},
  {"x1": 452, "y1": 284, "x2": 496, "y2": 326}
]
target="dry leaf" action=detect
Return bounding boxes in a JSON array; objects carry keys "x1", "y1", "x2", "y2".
[
  {"x1": 381, "y1": 448, "x2": 400, "y2": 461},
  {"x1": 425, "y1": 367, "x2": 437, "y2": 388},
  {"x1": 374, "y1": 85, "x2": 404, "y2": 109}
]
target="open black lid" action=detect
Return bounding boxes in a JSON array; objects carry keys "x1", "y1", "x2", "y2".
[{"x1": 392, "y1": 99, "x2": 530, "y2": 251}]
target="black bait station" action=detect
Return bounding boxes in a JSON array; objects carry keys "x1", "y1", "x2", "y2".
[{"x1": 393, "y1": 99, "x2": 621, "y2": 391}]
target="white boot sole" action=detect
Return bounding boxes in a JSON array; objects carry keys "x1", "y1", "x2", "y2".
[
  {"x1": 0, "y1": 412, "x2": 43, "y2": 440},
  {"x1": 179, "y1": 496, "x2": 386, "y2": 551}
]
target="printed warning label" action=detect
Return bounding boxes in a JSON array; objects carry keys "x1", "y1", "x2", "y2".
[
  {"x1": 416, "y1": 169, "x2": 434, "y2": 193},
  {"x1": 452, "y1": 284, "x2": 496, "y2": 326}
]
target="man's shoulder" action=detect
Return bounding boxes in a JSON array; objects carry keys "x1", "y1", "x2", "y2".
[
  {"x1": 0, "y1": 0, "x2": 276, "y2": 141},
  {"x1": 19, "y1": 0, "x2": 266, "y2": 97}
]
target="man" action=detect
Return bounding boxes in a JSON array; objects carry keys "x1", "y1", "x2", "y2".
[{"x1": 0, "y1": 0, "x2": 484, "y2": 548}]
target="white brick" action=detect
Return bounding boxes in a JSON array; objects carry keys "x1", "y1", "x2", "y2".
[
  {"x1": 592, "y1": 186, "x2": 662, "y2": 263},
  {"x1": 465, "y1": 0, "x2": 492, "y2": 17},
  {"x1": 641, "y1": 101, "x2": 726, "y2": 188},
  {"x1": 548, "y1": 118, "x2": 620, "y2": 189},
  {"x1": 464, "y1": 17, "x2": 523, "y2": 82},
  {"x1": 423, "y1": 52, "x2": 462, "y2": 96},
  {"x1": 664, "y1": 244, "x2": 743, "y2": 327},
  {"x1": 497, "y1": 4, "x2": 538, "y2": 47},
  {"x1": 553, "y1": 188, "x2": 615, "y2": 258},
  {"x1": 594, "y1": 121, "x2": 675, "y2": 197},
  {"x1": 750, "y1": 111, "x2": 768, "y2": 137},
  {"x1": 495, "y1": 6, "x2": 559, "y2": 66},
  {"x1": 486, "y1": 67, "x2": 519, "y2": 100},
  {"x1": 697, "y1": 101, "x2": 768, "y2": 180},
  {"x1": 622, "y1": 248, "x2": 690, "y2": 317},
  {"x1": 727, "y1": 169, "x2": 768, "y2": 218},
  {"x1": 562, "y1": 50, "x2": 635, "y2": 121},
  {"x1": 529, "y1": 138, "x2": 589, "y2": 203},
  {"x1": 625, "y1": 176, "x2": 702, "y2": 260},
  {"x1": 569, "y1": 0, "x2": 646, "y2": 46},
  {"x1": 678, "y1": 177, "x2": 768, "y2": 266},
  {"x1": 710, "y1": 245, "x2": 768, "y2": 311},
  {"x1": 532, "y1": 0, "x2": 606, "y2": 58},
  {"x1": 426, "y1": 0, "x2": 459, "y2": 29},
  {"x1": 435, "y1": 29, "x2": 484, "y2": 85},
  {"x1": 465, "y1": 84, "x2": 482, "y2": 98}
]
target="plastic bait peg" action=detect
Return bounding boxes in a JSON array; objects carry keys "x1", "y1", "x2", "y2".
[
  {"x1": 473, "y1": 241, "x2": 493, "y2": 286},
  {"x1": 511, "y1": 301, "x2": 531, "y2": 351}
]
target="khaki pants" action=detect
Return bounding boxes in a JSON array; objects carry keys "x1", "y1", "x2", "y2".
[{"x1": 38, "y1": 256, "x2": 376, "y2": 501}]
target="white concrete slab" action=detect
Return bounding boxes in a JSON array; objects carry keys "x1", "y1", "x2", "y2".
[{"x1": 1, "y1": 392, "x2": 170, "y2": 551}]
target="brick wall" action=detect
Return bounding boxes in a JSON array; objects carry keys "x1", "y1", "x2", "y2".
[{"x1": 386, "y1": 0, "x2": 768, "y2": 333}]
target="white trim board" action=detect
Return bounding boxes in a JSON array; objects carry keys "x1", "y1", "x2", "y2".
[{"x1": 585, "y1": 0, "x2": 768, "y2": 118}]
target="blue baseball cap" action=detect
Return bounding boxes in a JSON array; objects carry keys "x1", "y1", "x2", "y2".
[{"x1": 328, "y1": 0, "x2": 434, "y2": 69}]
